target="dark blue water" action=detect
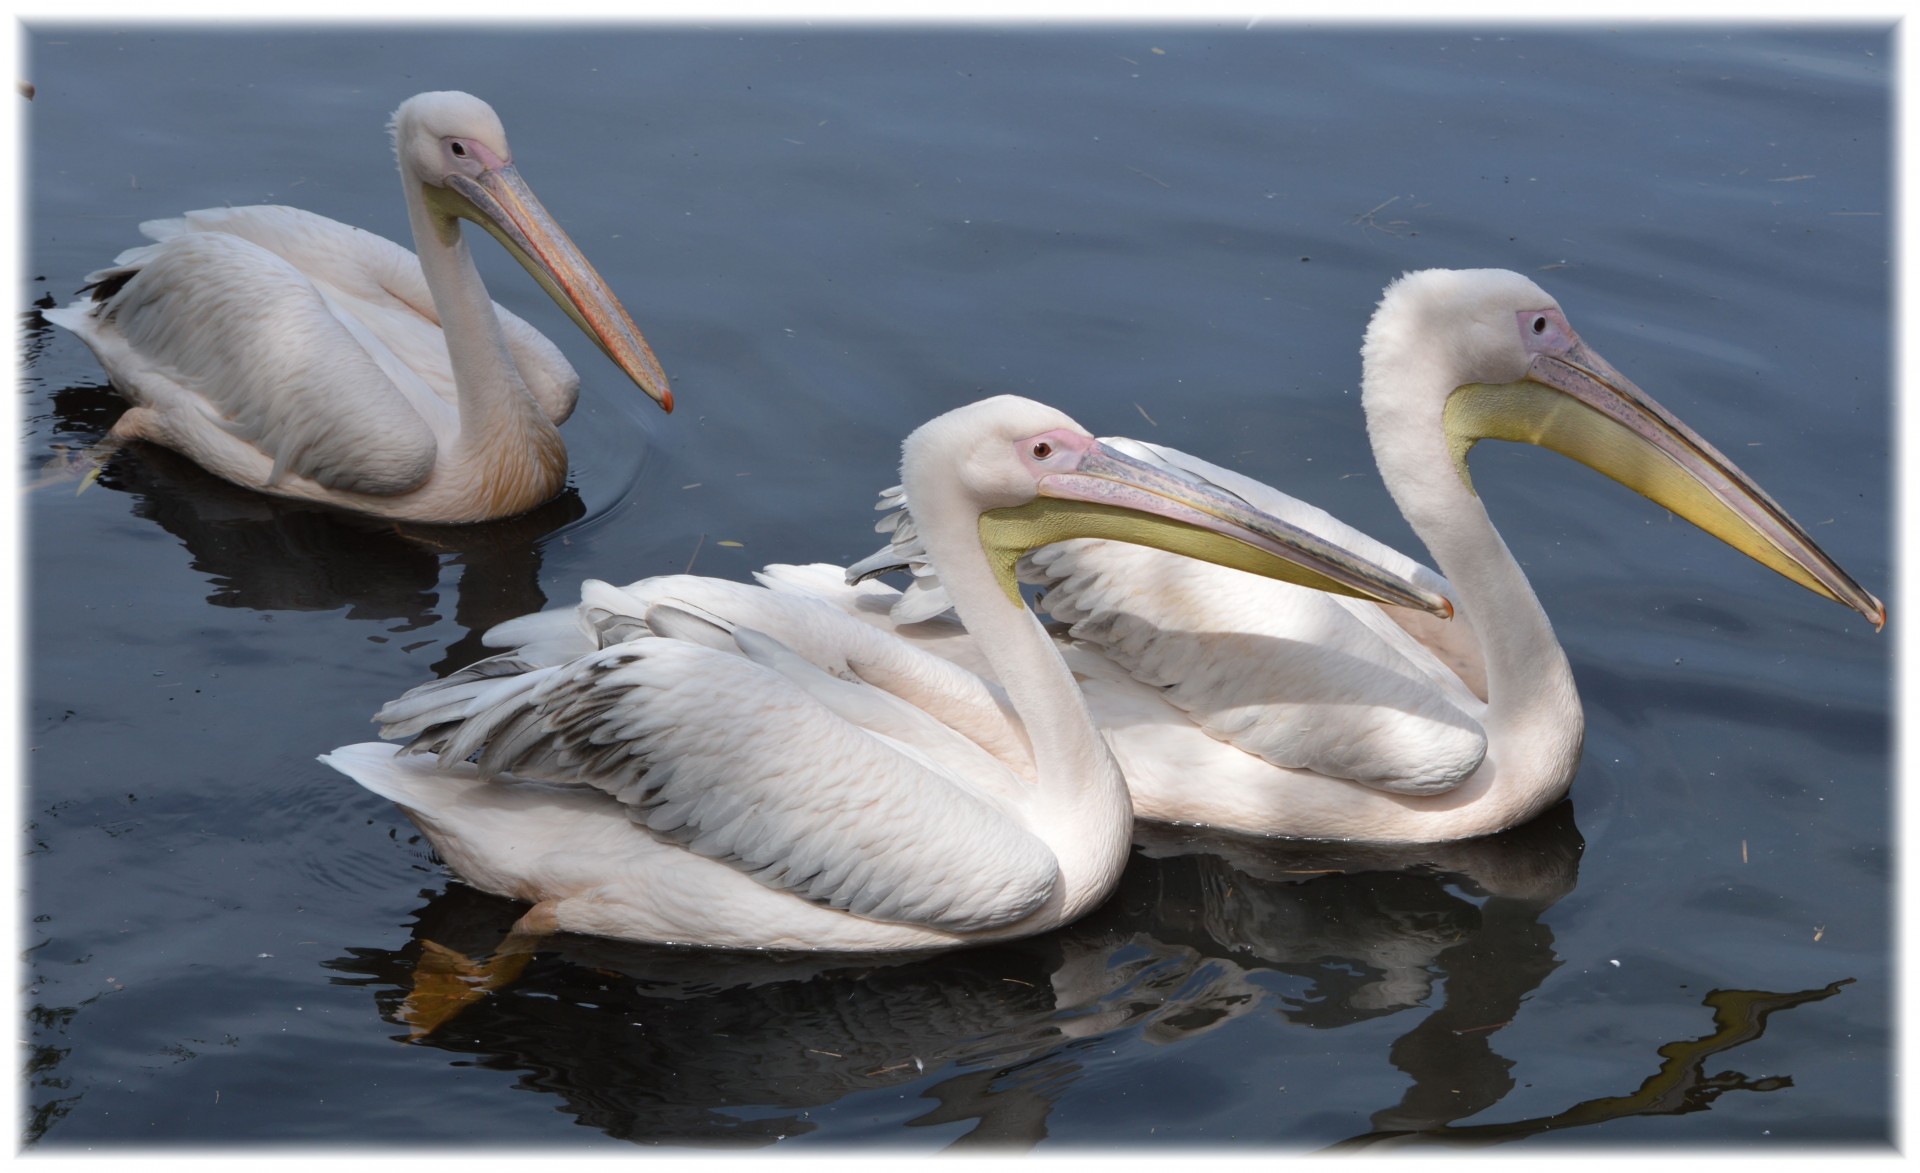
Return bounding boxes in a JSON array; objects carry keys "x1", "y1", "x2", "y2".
[{"x1": 19, "y1": 25, "x2": 1892, "y2": 1150}]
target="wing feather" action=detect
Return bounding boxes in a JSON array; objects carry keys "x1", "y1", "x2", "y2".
[
  {"x1": 379, "y1": 636, "x2": 1058, "y2": 933},
  {"x1": 144, "y1": 206, "x2": 580, "y2": 421},
  {"x1": 1104, "y1": 438, "x2": 1486, "y2": 697},
  {"x1": 1022, "y1": 539, "x2": 1485, "y2": 792},
  {"x1": 573, "y1": 574, "x2": 1036, "y2": 778},
  {"x1": 66, "y1": 228, "x2": 440, "y2": 495}
]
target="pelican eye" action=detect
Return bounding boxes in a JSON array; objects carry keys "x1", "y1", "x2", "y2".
[
  {"x1": 450, "y1": 142, "x2": 468, "y2": 158},
  {"x1": 1531, "y1": 315, "x2": 1548, "y2": 334},
  {"x1": 1031, "y1": 441, "x2": 1054, "y2": 460}
]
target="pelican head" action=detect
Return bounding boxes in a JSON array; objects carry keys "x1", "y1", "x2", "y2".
[
  {"x1": 390, "y1": 91, "x2": 673, "y2": 412},
  {"x1": 1363, "y1": 268, "x2": 1881, "y2": 628},
  {"x1": 903, "y1": 395, "x2": 1453, "y2": 616}
]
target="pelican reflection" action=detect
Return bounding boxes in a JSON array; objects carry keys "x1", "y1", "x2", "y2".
[{"x1": 30, "y1": 380, "x2": 585, "y2": 674}]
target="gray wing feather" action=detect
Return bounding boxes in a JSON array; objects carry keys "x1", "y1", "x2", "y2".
[
  {"x1": 378, "y1": 637, "x2": 1058, "y2": 933},
  {"x1": 90, "y1": 230, "x2": 440, "y2": 495},
  {"x1": 145, "y1": 206, "x2": 580, "y2": 422}
]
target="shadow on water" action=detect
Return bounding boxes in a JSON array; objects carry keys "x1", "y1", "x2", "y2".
[
  {"x1": 23, "y1": 372, "x2": 587, "y2": 675},
  {"x1": 315, "y1": 801, "x2": 1848, "y2": 1149}
]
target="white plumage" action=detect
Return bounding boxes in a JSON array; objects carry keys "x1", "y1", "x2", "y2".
[
  {"x1": 46, "y1": 91, "x2": 671, "y2": 523},
  {"x1": 326, "y1": 395, "x2": 1445, "y2": 949},
  {"x1": 836, "y1": 269, "x2": 1883, "y2": 843}
]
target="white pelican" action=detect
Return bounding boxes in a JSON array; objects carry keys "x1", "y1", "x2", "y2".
[
  {"x1": 324, "y1": 395, "x2": 1450, "y2": 950},
  {"x1": 833, "y1": 270, "x2": 1883, "y2": 843},
  {"x1": 44, "y1": 91, "x2": 671, "y2": 524}
]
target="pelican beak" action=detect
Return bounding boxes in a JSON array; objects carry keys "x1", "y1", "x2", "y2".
[
  {"x1": 979, "y1": 440, "x2": 1454, "y2": 617},
  {"x1": 432, "y1": 164, "x2": 673, "y2": 413},
  {"x1": 1445, "y1": 335, "x2": 1883, "y2": 629}
]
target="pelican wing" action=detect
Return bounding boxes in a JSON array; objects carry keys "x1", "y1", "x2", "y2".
[
  {"x1": 53, "y1": 219, "x2": 447, "y2": 495},
  {"x1": 137, "y1": 207, "x2": 580, "y2": 421},
  {"x1": 1099, "y1": 437, "x2": 1487, "y2": 698},
  {"x1": 566, "y1": 574, "x2": 1037, "y2": 778},
  {"x1": 1022, "y1": 445, "x2": 1486, "y2": 792},
  {"x1": 756, "y1": 562, "x2": 1006, "y2": 681},
  {"x1": 1023, "y1": 537, "x2": 1485, "y2": 793},
  {"x1": 377, "y1": 626, "x2": 1059, "y2": 934},
  {"x1": 466, "y1": 573, "x2": 1033, "y2": 772}
]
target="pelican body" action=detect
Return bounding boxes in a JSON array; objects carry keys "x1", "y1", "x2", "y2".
[
  {"x1": 325, "y1": 396, "x2": 1449, "y2": 950},
  {"x1": 46, "y1": 91, "x2": 671, "y2": 524},
  {"x1": 839, "y1": 271, "x2": 1882, "y2": 843}
]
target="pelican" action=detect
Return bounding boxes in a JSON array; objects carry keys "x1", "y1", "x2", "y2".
[
  {"x1": 44, "y1": 91, "x2": 671, "y2": 524},
  {"x1": 323, "y1": 395, "x2": 1450, "y2": 950},
  {"x1": 832, "y1": 270, "x2": 1883, "y2": 843}
]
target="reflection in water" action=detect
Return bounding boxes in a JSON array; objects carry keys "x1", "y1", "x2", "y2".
[
  {"x1": 1331, "y1": 980, "x2": 1855, "y2": 1150},
  {"x1": 328, "y1": 887, "x2": 1067, "y2": 1146},
  {"x1": 21, "y1": 1003, "x2": 81, "y2": 1146},
  {"x1": 20, "y1": 300, "x2": 59, "y2": 370},
  {"x1": 321, "y1": 803, "x2": 1692, "y2": 1149},
  {"x1": 1124, "y1": 806, "x2": 1582, "y2": 1133},
  {"x1": 326, "y1": 802, "x2": 1846, "y2": 1148},
  {"x1": 26, "y1": 377, "x2": 585, "y2": 673}
]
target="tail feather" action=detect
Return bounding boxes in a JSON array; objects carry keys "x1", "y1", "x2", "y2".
[
  {"x1": 74, "y1": 265, "x2": 144, "y2": 301},
  {"x1": 416, "y1": 669, "x2": 554, "y2": 766},
  {"x1": 322, "y1": 742, "x2": 460, "y2": 808},
  {"x1": 483, "y1": 606, "x2": 594, "y2": 659},
  {"x1": 374, "y1": 654, "x2": 552, "y2": 743}
]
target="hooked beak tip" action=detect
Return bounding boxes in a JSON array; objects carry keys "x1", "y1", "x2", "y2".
[
  {"x1": 1437, "y1": 597, "x2": 1455, "y2": 621},
  {"x1": 657, "y1": 388, "x2": 675, "y2": 414}
]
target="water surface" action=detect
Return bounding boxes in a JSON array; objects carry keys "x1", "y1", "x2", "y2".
[{"x1": 19, "y1": 24, "x2": 1892, "y2": 1150}]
